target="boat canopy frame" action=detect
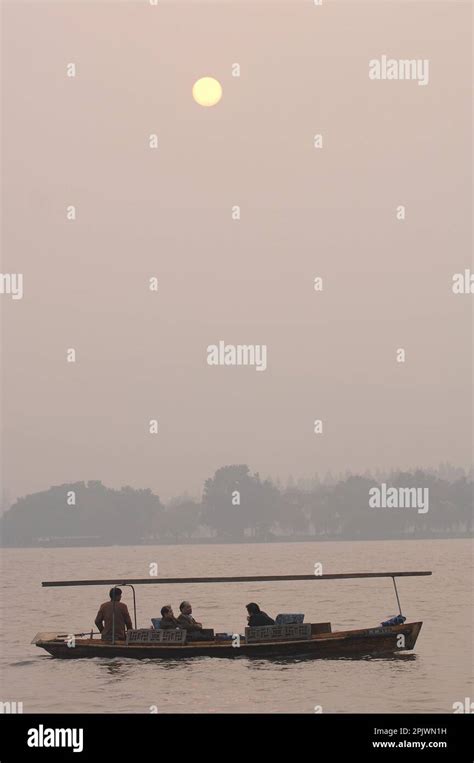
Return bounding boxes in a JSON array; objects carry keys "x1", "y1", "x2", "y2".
[{"x1": 42, "y1": 571, "x2": 432, "y2": 645}]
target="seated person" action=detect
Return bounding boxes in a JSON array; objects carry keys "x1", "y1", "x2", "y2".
[
  {"x1": 159, "y1": 605, "x2": 182, "y2": 630},
  {"x1": 246, "y1": 602, "x2": 275, "y2": 627},
  {"x1": 95, "y1": 587, "x2": 133, "y2": 642},
  {"x1": 177, "y1": 601, "x2": 202, "y2": 632}
]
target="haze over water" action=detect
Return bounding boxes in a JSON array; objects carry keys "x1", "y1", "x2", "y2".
[{"x1": 1, "y1": 539, "x2": 471, "y2": 713}]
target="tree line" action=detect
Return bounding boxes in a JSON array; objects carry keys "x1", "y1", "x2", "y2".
[{"x1": 1, "y1": 464, "x2": 472, "y2": 547}]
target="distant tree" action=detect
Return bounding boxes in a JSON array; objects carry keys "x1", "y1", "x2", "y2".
[
  {"x1": 327, "y1": 475, "x2": 379, "y2": 538},
  {"x1": 201, "y1": 465, "x2": 277, "y2": 539},
  {"x1": 159, "y1": 500, "x2": 201, "y2": 540},
  {"x1": 0, "y1": 482, "x2": 164, "y2": 546}
]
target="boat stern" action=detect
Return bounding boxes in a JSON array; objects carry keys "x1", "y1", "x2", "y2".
[
  {"x1": 401, "y1": 621, "x2": 423, "y2": 651},
  {"x1": 31, "y1": 632, "x2": 64, "y2": 645}
]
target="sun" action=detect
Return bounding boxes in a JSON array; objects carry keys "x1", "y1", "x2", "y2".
[{"x1": 192, "y1": 76, "x2": 223, "y2": 107}]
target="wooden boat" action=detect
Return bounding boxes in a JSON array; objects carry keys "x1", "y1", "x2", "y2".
[{"x1": 33, "y1": 570, "x2": 430, "y2": 660}]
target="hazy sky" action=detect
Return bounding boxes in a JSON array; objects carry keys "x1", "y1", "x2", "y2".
[{"x1": 1, "y1": 0, "x2": 472, "y2": 503}]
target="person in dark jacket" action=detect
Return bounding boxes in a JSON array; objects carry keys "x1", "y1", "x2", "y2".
[
  {"x1": 177, "y1": 601, "x2": 203, "y2": 632},
  {"x1": 159, "y1": 605, "x2": 181, "y2": 630},
  {"x1": 246, "y1": 602, "x2": 275, "y2": 627}
]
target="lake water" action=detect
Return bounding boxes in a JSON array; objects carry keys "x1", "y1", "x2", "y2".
[{"x1": 0, "y1": 539, "x2": 472, "y2": 713}]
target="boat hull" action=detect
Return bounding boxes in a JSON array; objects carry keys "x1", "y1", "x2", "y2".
[{"x1": 35, "y1": 622, "x2": 422, "y2": 660}]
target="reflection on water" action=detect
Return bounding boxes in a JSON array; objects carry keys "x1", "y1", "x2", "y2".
[
  {"x1": 243, "y1": 652, "x2": 419, "y2": 668},
  {"x1": 0, "y1": 539, "x2": 472, "y2": 713}
]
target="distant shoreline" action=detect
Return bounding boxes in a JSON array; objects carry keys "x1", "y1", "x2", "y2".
[{"x1": 2, "y1": 533, "x2": 472, "y2": 550}]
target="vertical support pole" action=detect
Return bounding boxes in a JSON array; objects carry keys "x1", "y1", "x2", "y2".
[
  {"x1": 392, "y1": 576, "x2": 403, "y2": 616},
  {"x1": 112, "y1": 592, "x2": 116, "y2": 645},
  {"x1": 127, "y1": 585, "x2": 137, "y2": 629}
]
